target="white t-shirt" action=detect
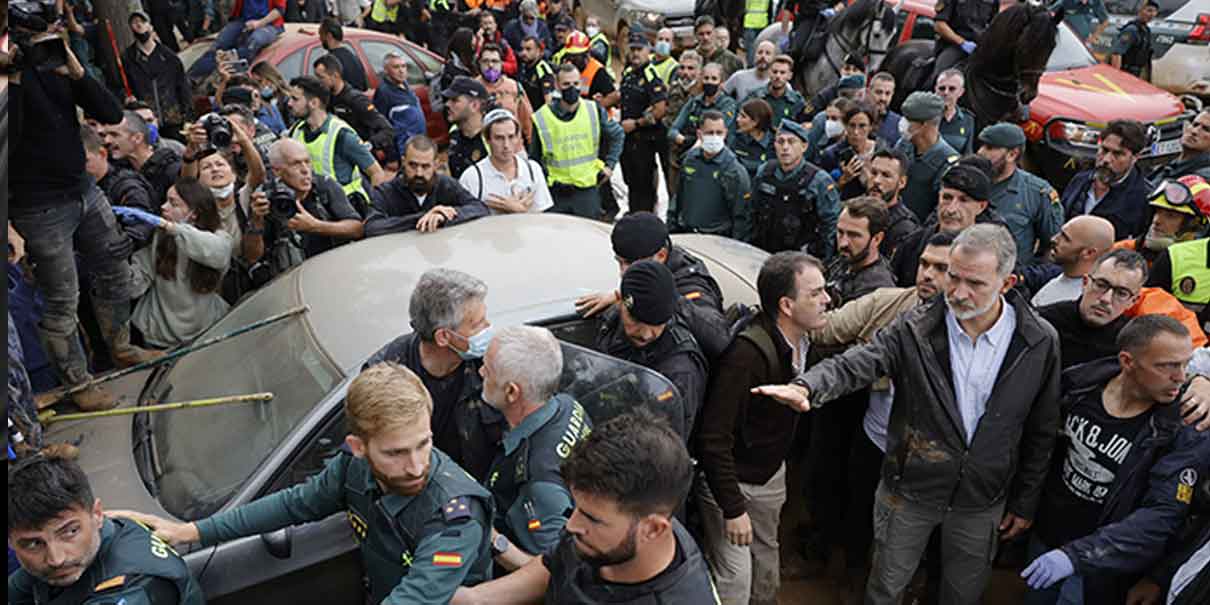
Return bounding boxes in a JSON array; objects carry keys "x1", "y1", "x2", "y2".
[
  {"x1": 459, "y1": 154, "x2": 554, "y2": 214},
  {"x1": 1031, "y1": 274, "x2": 1084, "y2": 307}
]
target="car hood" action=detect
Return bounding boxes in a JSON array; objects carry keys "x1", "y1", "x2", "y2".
[
  {"x1": 1035, "y1": 65, "x2": 1185, "y2": 122},
  {"x1": 622, "y1": 0, "x2": 694, "y2": 14}
]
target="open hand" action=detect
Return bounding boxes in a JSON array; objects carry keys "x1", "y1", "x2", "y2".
[
  {"x1": 750, "y1": 384, "x2": 812, "y2": 411},
  {"x1": 575, "y1": 290, "x2": 620, "y2": 317},
  {"x1": 106, "y1": 510, "x2": 200, "y2": 546}
]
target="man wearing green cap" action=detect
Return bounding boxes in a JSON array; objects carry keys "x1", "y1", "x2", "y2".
[
  {"x1": 893, "y1": 91, "x2": 960, "y2": 221},
  {"x1": 977, "y1": 122, "x2": 1063, "y2": 265},
  {"x1": 751, "y1": 120, "x2": 841, "y2": 260},
  {"x1": 592, "y1": 260, "x2": 708, "y2": 441},
  {"x1": 742, "y1": 54, "x2": 807, "y2": 131}
]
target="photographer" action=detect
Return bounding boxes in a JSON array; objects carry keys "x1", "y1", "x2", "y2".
[
  {"x1": 255, "y1": 138, "x2": 364, "y2": 260},
  {"x1": 217, "y1": 103, "x2": 277, "y2": 178},
  {"x1": 8, "y1": 24, "x2": 152, "y2": 410},
  {"x1": 179, "y1": 110, "x2": 268, "y2": 302}
]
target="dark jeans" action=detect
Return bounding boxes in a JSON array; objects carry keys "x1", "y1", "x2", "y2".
[
  {"x1": 622, "y1": 131, "x2": 660, "y2": 214},
  {"x1": 8, "y1": 187, "x2": 136, "y2": 386},
  {"x1": 549, "y1": 185, "x2": 602, "y2": 219},
  {"x1": 844, "y1": 424, "x2": 885, "y2": 571},
  {"x1": 188, "y1": 20, "x2": 283, "y2": 80},
  {"x1": 931, "y1": 44, "x2": 969, "y2": 87},
  {"x1": 806, "y1": 389, "x2": 868, "y2": 553}
]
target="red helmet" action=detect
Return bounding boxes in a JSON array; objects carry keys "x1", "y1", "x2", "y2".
[
  {"x1": 1149, "y1": 174, "x2": 1210, "y2": 219},
  {"x1": 563, "y1": 30, "x2": 590, "y2": 54}
]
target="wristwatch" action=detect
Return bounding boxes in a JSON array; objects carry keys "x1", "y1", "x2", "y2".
[{"x1": 490, "y1": 533, "x2": 510, "y2": 557}]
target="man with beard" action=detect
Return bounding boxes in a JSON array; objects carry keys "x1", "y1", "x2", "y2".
[
  {"x1": 977, "y1": 123, "x2": 1063, "y2": 265},
  {"x1": 516, "y1": 36, "x2": 556, "y2": 110},
  {"x1": 593, "y1": 261, "x2": 708, "y2": 441},
  {"x1": 867, "y1": 72, "x2": 903, "y2": 147},
  {"x1": 740, "y1": 54, "x2": 806, "y2": 131},
  {"x1": 1151, "y1": 109, "x2": 1210, "y2": 182},
  {"x1": 756, "y1": 223, "x2": 1062, "y2": 605},
  {"x1": 827, "y1": 196, "x2": 896, "y2": 306},
  {"x1": 8, "y1": 445, "x2": 203, "y2": 604},
  {"x1": 1113, "y1": 174, "x2": 1210, "y2": 267},
  {"x1": 103, "y1": 111, "x2": 182, "y2": 206},
  {"x1": 723, "y1": 40, "x2": 774, "y2": 103},
  {"x1": 866, "y1": 149, "x2": 919, "y2": 257},
  {"x1": 450, "y1": 409, "x2": 719, "y2": 605},
  {"x1": 1060, "y1": 119, "x2": 1151, "y2": 241},
  {"x1": 889, "y1": 156, "x2": 1001, "y2": 287},
  {"x1": 1022, "y1": 315, "x2": 1210, "y2": 604},
  {"x1": 479, "y1": 326, "x2": 591, "y2": 572},
  {"x1": 364, "y1": 136, "x2": 489, "y2": 236},
  {"x1": 109, "y1": 364, "x2": 494, "y2": 603},
  {"x1": 1031, "y1": 215, "x2": 1116, "y2": 307}
]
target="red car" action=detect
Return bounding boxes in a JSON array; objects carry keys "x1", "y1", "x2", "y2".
[{"x1": 180, "y1": 24, "x2": 449, "y2": 145}]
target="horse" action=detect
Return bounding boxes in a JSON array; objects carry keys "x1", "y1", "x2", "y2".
[
  {"x1": 755, "y1": 0, "x2": 898, "y2": 97},
  {"x1": 882, "y1": 3, "x2": 1064, "y2": 133}
]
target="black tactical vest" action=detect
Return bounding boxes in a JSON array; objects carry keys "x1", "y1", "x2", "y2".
[
  {"x1": 1120, "y1": 21, "x2": 1153, "y2": 77},
  {"x1": 752, "y1": 161, "x2": 825, "y2": 257}
]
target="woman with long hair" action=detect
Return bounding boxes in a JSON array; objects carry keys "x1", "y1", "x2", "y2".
[
  {"x1": 433, "y1": 27, "x2": 479, "y2": 114},
  {"x1": 130, "y1": 178, "x2": 233, "y2": 349},
  {"x1": 250, "y1": 61, "x2": 293, "y2": 129}
]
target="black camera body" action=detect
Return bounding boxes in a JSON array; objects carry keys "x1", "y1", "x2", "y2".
[
  {"x1": 264, "y1": 179, "x2": 298, "y2": 221},
  {"x1": 9, "y1": 1, "x2": 67, "y2": 73},
  {"x1": 198, "y1": 113, "x2": 233, "y2": 149}
]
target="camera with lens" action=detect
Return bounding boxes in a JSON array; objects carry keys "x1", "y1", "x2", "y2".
[
  {"x1": 264, "y1": 178, "x2": 298, "y2": 221},
  {"x1": 8, "y1": 0, "x2": 67, "y2": 73},
  {"x1": 198, "y1": 113, "x2": 233, "y2": 149}
]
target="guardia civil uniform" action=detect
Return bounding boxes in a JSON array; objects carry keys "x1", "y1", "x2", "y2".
[
  {"x1": 672, "y1": 146, "x2": 753, "y2": 240},
  {"x1": 742, "y1": 84, "x2": 807, "y2": 131},
  {"x1": 979, "y1": 123, "x2": 1064, "y2": 265},
  {"x1": 895, "y1": 92, "x2": 960, "y2": 221},
  {"x1": 750, "y1": 121, "x2": 841, "y2": 260}
]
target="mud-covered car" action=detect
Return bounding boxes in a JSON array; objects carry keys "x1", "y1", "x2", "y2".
[
  {"x1": 46, "y1": 214, "x2": 765, "y2": 604},
  {"x1": 1089, "y1": 0, "x2": 1210, "y2": 97}
]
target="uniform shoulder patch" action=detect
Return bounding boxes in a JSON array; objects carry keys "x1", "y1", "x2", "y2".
[
  {"x1": 1177, "y1": 468, "x2": 1198, "y2": 503},
  {"x1": 443, "y1": 496, "x2": 473, "y2": 522},
  {"x1": 94, "y1": 575, "x2": 127, "y2": 592},
  {"x1": 433, "y1": 551, "x2": 463, "y2": 567},
  {"x1": 946, "y1": 154, "x2": 959, "y2": 163}
]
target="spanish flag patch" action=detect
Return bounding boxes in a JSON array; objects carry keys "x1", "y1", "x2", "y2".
[
  {"x1": 657, "y1": 390, "x2": 674, "y2": 402},
  {"x1": 528, "y1": 519, "x2": 542, "y2": 531},
  {"x1": 94, "y1": 575, "x2": 127, "y2": 591},
  {"x1": 433, "y1": 552, "x2": 463, "y2": 567},
  {"x1": 684, "y1": 291, "x2": 702, "y2": 301}
]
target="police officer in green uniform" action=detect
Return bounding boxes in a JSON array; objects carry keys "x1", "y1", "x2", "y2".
[
  {"x1": 1111, "y1": 1, "x2": 1158, "y2": 79},
  {"x1": 894, "y1": 91, "x2": 960, "y2": 221},
  {"x1": 752, "y1": 120, "x2": 841, "y2": 259},
  {"x1": 936, "y1": 68, "x2": 976, "y2": 154},
  {"x1": 671, "y1": 110, "x2": 753, "y2": 239},
  {"x1": 669, "y1": 63, "x2": 739, "y2": 156},
  {"x1": 730, "y1": 98, "x2": 776, "y2": 181},
  {"x1": 286, "y1": 75, "x2": 386, "y2": 217},
  {"x1": 9, "y1": 449, "x2": 204, "y2": 605},
  {"x1": 977, "y1": 122, "x2": 1063, "y2": 265},
  {"x1": 479, "y1": 326, "x2": 593, "y2": 571},
  {"x1": 741, "y1": 54, "x2": 806, "y2": 131},
  {"x1": 619, "y1": 33, "x2": 669, "y2": 214},
  {"x1": 114, "y1": 364, "x2": 494, "y2": 605}
]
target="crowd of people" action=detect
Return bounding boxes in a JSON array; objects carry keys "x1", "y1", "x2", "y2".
[{"x1": 7, "y1": 0, "x2": 1210, "y2": 604}]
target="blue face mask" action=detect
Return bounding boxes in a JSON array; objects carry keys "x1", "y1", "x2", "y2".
[
  {"x1": 453, "y1": 325, "x2": 494, "y2": 360},
  {"x1": 655, "y1": 41, "x2": 672, "y2": 56},
  {"x1": 260, "y1": 86, "x2": 275, "y2": 100},
  {"x1": 146, "y1": 122, "x2": 160, "y2": 146}
]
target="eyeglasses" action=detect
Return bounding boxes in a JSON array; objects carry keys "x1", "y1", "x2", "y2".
[{"x1": 1087, "y1": 277, "x2": 1138, "y2": 303}]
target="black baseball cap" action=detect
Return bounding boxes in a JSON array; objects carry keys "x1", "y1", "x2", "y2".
[{"x1": 441, "y1": 76, "x2": 489, "y2": 100}]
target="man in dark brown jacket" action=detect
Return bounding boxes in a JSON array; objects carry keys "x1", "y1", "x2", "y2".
[
  {"x1": 695, "y1": 251, "x2": 831, "y2": 605},
  {"x1": 756, "y1": 224, "x2": 1063, "y2": 605}
]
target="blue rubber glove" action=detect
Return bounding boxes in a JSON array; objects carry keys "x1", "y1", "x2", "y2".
[
  {"x1": 960, "y1": 40, "x2": 977, "y2": 55},
  {"x1": 112, "y1": 206, "x2": 166, "y2": 228},
  {"x1": 1021, "y1": 549, "x2": 1074, "y2": 590},
  {"x1": 822, "y1": 8, "x2": 836, "y2": 18}
]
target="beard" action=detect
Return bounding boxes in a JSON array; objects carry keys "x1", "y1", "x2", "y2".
[
  {"x1": 869, "y1": 183, "x2": 896, "y2": 203},
  {"x1": 575, "y1": 522, "x2": 639, "y2": 567},
  {"x1": 369, "y1": 457, "x2": 429, "y2": 497},
  {"x1": 408, "y1": 175, "x2": 433, "y2": 195},
  {"x1": 1144, "y1": 224, "x2": 1178, "y2": 251},
  {"x1": 945, "y1": 291, "x2": 999, "y2": 321},
  {"x1": 1093, "y1": 163, "x2": 1123, "y2": 184},
  {"x1": 31, "y1": 527, "x2": 102, "y2": 586},
  {"x1": 841, "y1": 240, "x2": 873, "y2": 267}
]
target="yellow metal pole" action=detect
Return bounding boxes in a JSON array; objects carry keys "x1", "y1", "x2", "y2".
[{"x1": 39, "y1": 393, "x2": 274, "y2": 425}]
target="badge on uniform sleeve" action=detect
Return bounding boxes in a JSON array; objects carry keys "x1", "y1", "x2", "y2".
[
  {"x1": 433, "y1": 552, "x2": 463, "y2": 567},
  {"x1": 1177, "y1": 468, "x2": 1198, "y2": 504},
  {"x1": 527, "y1": 519, "x2": 542, "y2": 532},
  {"x1": 443, "y1": 497, "x2": 472, "y2": 522},
  {"x1": 1180, "y1": 277, "x2": 1197, "y2": 296},
  {"x1": 1047, "y1": 188, "x2": 1060, "y2": 206},
  {"x1": 94, "y1": 576, "x2": 127, "y2": 592}
]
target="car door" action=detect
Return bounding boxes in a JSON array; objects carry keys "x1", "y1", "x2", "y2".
[{"x1": 357, "y1": 38, "x2": 451, "y2": 145}]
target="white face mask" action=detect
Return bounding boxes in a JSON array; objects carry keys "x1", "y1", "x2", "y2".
[
  {"x1": 701, "y1": 134, "x2": 725, "y2": 155},
  {"x1": 824, "y1": 119, "x2": 844, "y2": 139},
  {"x1": 209, "y1": 183, "x2": 235, "y2": 200},
  {"x1": 586, "y1": 26, "x2": 600, "y2": 38}
]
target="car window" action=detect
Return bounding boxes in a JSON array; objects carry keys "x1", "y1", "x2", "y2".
[
  {"x1": 1047, "y1": 24, "x2": 1099, "y2": 71},
  {"x1": 410, "y1": 49, "x2": 443, "y2": 76},
  {"x1": 542, "y1": 314, "x2": 601, "y2": 349},
  {"x1": 1105, "y1": 0, "x2": 1189, "y2": 18},
  {"x1": 277, "y1": 47, "x2": 306, "y2": 81},
  {"x1": 360, "y1": 40, "x2": 424, "y2": 85},
  {"x1": 264, "y1": 341, "x2": 684, "y2": 493},
  {"x1": 149, "y1": 277, "x2": 345, "y2": 521}
]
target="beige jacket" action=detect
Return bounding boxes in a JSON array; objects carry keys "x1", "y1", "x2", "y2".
[{"x1": 808, "y1": 286, "x2": 921, "y2": 391}]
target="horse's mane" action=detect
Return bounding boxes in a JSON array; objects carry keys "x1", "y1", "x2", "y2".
[
  {"x1": 968, "y1": 4, "x2": 1059, "y2": 74},
  {"x1": 828, "y1": 0, "x2": 893, "y2": 37}
]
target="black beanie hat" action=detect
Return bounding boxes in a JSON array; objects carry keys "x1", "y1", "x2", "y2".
[
  {"x1": 611, "y1": 212, "x2": 669, "y2": 262},
  {"x1": 620, "y1": 260, "x2": 678, "y2": 325}
]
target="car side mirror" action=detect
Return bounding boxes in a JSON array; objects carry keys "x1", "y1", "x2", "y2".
[{"x1": 261, "y1": 526, "x2": 293, "y2": 559}]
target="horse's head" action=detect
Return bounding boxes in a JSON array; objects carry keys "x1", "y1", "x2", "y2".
[
  {"x1": 970, "y1": 4, "x2": 1061, "y2": 108},
  {"x1": 830, "y1": 0, "x2": 898, "y2": 71}
]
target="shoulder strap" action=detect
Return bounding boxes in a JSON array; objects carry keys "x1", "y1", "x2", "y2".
[
  {"x1": 737, "y1": 323, "x2": 779, "y2": 376},
  {"x1": 473, "y1": 162, "x2": 484, "y2": 200}
]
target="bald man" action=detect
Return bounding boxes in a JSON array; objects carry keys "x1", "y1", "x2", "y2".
[
  {"x1": 723, "y1": 40, "x2": 776, "y2": 102},
  {"x1": 1032, "y1": 215, "x2": 1116, "y2": 307},
  {"x1": 262, "y1": 137, "x2": 364, "y2": 259}
]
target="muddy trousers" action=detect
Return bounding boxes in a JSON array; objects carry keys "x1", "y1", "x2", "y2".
[
  {"x1": 698, "y1": 463, "x2": 786, "y2": 605},
  {"x1": 866, "y1": 481, "x2": 1005, "y2": 605},
  {"x1": 9, "y1": 187, "x2": 137, "y2": 387}
]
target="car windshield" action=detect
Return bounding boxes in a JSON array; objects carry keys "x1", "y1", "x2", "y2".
[
  {"x1": 149, "y1": 278, "x2": 343, "y2": 521},
  {"x1": 1046, "y1": 24, "x2": 1099, "y2": 72}
]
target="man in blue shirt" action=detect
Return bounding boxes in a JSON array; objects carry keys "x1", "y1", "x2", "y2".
[{"x1": 187, "y1": 0, "x2": 286, "y2": 81}]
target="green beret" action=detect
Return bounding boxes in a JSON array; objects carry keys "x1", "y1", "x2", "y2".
[
  {"x1": 978, "y1": 122, "x2": 1027, "y2": 148},
  {"x1": 778, "y1": 120, "x2": 810, "y2": 143},
  {"x1": 837, "y1": 74, "x2": 866, "y2": 91},
  {"x1": 901, "y1": 91, "x2": 945, "y2": 122}
]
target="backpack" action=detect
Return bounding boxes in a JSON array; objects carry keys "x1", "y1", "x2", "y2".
[
  {"x1": 469, "y1": 157, "x2": 538, "y2": 200},
  {"x1": 723, "y1": 303, "x2": 780, "y2": 375}
]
